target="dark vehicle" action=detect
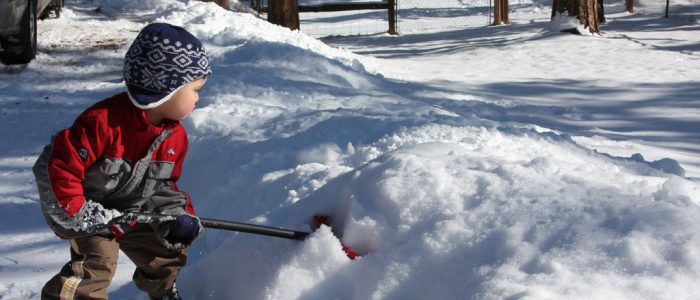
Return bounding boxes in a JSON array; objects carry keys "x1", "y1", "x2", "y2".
[{"x1": 0, "y1": 0, "x2": 63, "y2": 65}]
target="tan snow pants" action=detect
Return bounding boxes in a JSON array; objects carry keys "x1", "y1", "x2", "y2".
[{"x1": 41, "y1": 224, "x2": 187, "y2": 300}]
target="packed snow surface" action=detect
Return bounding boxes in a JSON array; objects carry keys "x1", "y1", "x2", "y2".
[{"x1": 0, "y1": 0, "x2": 699, "y2": 299}]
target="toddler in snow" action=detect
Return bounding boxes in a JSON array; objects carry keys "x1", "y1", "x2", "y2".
[{"x1": 33, "y1": 23, "x2": 211, "y2": 300}]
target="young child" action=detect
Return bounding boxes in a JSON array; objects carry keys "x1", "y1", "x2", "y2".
[{"x1": 33, "y1": 23, "x2": 212, "y2": 300}]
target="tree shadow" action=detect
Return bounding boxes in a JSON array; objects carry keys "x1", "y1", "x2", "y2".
[
  {"x1": 0, "y1": 45, "x2": 126, "y2": 158},
  {"x1": 65, "y1": 0, "x2": 173, "y2": 23},
  {"x1": 404, "y1": 78, "x2": 700, "y2": 153},
  {"x1": 323, "y1": 22, "x2": 552, "y2": 58}
]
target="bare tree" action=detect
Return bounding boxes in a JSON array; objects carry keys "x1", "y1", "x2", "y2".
[{"x1": 552, "y1": 0, "x2": 601, "y2": 35}]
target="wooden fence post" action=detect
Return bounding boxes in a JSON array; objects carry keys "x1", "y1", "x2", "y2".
[
  {"x1": 388, "y1": 0, "x2": 397, "y2": 35},
  {"x1": 268, "y1": 0, "x2": 300, "y2": 30},
  {"x1": 493, "y1": 0, "x2": 501, "y2": 25}
]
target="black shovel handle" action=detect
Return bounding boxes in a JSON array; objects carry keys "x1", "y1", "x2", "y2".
[
  {"x1": 199, "y1": 217, "x2": 310, "y2": 240},
  {"x1": 119, "y1": 212, "x2": 310, "y2": 241}
]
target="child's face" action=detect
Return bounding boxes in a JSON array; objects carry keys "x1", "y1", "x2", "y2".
[{"x1": 158, "y1": 78, "x2": 206, "y2": 121}]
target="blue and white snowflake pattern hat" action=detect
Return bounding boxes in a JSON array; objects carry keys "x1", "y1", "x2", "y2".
[{"x1": 123, "y1": 23, "x2": 212, "y2": 109}]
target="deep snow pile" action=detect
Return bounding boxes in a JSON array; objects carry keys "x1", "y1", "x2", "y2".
[{"x1": 1, "y1": 0, "x2": 699, "y2": 299}]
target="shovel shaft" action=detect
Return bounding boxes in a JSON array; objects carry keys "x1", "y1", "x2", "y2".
[
  {"x1": 118, "y1": 212, "x2": 310, "y2": 240},
  {"x1": 200, "y1": 217, "x2": 310, "y2": 240}
]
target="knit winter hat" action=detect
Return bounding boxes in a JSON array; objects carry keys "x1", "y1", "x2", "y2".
[{"x1": 123, "y1": 23, "x2": 212, "y2": 109}]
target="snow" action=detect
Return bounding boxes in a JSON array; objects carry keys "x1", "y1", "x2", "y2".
[
  {"x1": 1, "y1": 0, "x2": 699, "y2": 299},
  {"x1": 74, "y1": 201, "x2": 123, "y2": 233}
]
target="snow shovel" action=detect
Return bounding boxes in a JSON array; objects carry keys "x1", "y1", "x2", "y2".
[{"x1": 117, "y1": 212, "x2": 360, "y2": 259}]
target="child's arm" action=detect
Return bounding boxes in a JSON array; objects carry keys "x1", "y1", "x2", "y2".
[
  {"x1": 34, "y1": 112, "x2": 113, "y2": 238},
  {"x1": 171, "y1": 133, "x2": 196, "y2": 216},
  {"x1": 146, "y1": 132, "x2": 202, "y2": 250}
]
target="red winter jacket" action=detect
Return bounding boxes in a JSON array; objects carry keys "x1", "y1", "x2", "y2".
[{"x1": 33, "y1": 92, "x2": 196, "y2": 238}]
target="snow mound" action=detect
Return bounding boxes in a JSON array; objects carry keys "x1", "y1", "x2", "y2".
[
  {"x1": 150, "y1": 3, "x2": 700, "y2": 299},
  {"x1": 183, "y1": 120, "x2": 700, "y2": 299}
]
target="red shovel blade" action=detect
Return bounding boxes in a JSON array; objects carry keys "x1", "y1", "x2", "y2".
[{"x1": 313, "y1": 215, "x2": 360, "y2": 260}]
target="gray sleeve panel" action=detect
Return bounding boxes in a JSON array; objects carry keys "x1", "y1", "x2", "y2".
[
  {"x1": 33, "y1": 142, "x2": 111, "y2": 238},
  {"x1": 144, "y1": 188, "x2": 189, "y2": 215}
]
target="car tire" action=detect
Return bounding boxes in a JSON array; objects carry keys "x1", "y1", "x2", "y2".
[{"x1": 0, "y1": 0, "x2": 38, "y2": 65}]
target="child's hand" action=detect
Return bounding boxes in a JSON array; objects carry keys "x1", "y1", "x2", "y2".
[
  {"x1": 79, "y1": 201, "x2": 121, "y2": 233},
  {"x1": 164, "y1": 214, "x2": 202, "y2": 247}
]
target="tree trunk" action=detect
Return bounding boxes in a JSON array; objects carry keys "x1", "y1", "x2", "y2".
[
  {"x1": 579, "y1": 0, "x2": 600, "y2": 33},
  {"x1": 388, "y1": 0, "x2": 397, "y2": 34},
  {"x1": 551, "y1": 0, "x2": 600, "y2": 35},
  {"x1": 201, "y1": 0, "x2": 230, "y2": 10},
  {"x1": 268, "y1": 0, "x2": 300, "y2": 30},
  {"x1": 493, "y1": 0, "x2": 510, "y2": 25},
  {"x1": 501, "y1": 0, "x2": 509, "y2": 24}
]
